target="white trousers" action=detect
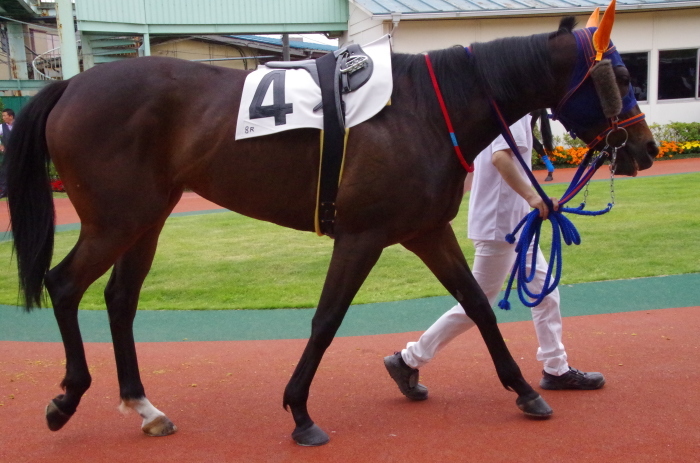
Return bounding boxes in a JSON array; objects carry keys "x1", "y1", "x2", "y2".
[{"x1": 402, "y1": 240, "x2": 569, "y2": 376}]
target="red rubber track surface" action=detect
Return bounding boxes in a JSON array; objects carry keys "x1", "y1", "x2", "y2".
[
  {"x1": 1, "y1": 308, "x2": 699, "y2": 462},
  {"x1": 530, "y1": 156, "x2": 700, "y2": 184}
]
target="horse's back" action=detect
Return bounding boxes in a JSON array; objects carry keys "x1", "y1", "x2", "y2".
[
  {"x1": 48, "y1": 56, "x2": 246, "y2": 161},
  {"x1": 45, "y1": 57, "x2": 322, "y2": 232},
  {"x1": 50, "y1": 56, "x2": 247, "y2": 147}
]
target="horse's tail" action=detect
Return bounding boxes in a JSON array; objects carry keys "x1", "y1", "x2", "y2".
[{"x1": 6, "y1": 80, "x2": 69, "y2": 311}]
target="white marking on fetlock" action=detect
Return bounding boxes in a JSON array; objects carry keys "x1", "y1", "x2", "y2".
[{"x1": 119, "y1": 398, "x2": 177, "y2": 436}]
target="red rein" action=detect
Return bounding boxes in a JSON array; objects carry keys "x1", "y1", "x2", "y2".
[{"x1": 424, "y1": 54, "x2": 474, "y2": 173}]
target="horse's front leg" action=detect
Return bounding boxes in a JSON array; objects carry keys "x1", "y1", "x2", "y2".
[
  {"x1": 283, "y1": 231, "x2": 384, "y2": 446},
  {"x1": 402, "y1": 225, "x2": 552, "y2": 418}
]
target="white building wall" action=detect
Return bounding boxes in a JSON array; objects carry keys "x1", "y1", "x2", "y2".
[
  {"x1": 347, "y1": 8, "x2": 700, "y2": 134},
  {"x1": 344, "y1": 2, "x2": 387, "y2": 45}
]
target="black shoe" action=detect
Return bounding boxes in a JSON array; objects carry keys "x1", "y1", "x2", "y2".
[
  {"x1": 544, "y1": 173, "x2": 554, "y2": 182},
  {"x1": 540, "y1": 367, "x2": 605, "y2": 390},
  {"x1": 383, "y1": 352, "x2": 428, "y2": 400}
]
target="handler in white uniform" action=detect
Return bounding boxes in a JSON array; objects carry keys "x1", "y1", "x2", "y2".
[{"x1": 384, "y1": 115, "x2": 605, "y2": 398}]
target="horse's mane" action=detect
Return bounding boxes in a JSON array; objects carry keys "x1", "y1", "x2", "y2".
[
  {"x1": 391, "y1": 17, "x2": 577, "y2": 108},
  {"x1": 471, "y1": 33, "x2": 554, "y2": 102},
  {"x1": 391, "y1": 47, "x2": 473, "y2": 113}
]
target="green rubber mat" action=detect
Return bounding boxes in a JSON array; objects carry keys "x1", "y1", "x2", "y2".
[{"x1": 1, "y1": 273, "x2": 698, "y2": 342}]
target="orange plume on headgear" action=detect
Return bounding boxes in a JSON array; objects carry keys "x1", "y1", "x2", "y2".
[
  {"x1": 592, "y1": 0, "x2": 616, "y2": 61},
  {"x1": 586, "y1": 7, "x2": 600, "y2": 28}
]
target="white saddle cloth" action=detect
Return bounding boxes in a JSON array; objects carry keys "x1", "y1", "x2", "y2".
[{"x1": 235, "y1": 35, "x2": 392, "y2": 140}]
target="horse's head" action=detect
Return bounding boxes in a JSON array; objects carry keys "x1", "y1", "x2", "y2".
[{"x1": 552, "y1": 0, "x2": 657, "y2": 176}]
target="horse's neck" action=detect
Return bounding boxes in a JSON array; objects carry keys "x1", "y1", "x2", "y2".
[
  {"x1": 478, "y1": 74, "x2": 561, "y2": 129},
  {"x1": 452, "y1": 34, "x2": 576, "y2": 160},
  {"x1": 448, "y1": 88, "x2": 539, "y2": 164}
]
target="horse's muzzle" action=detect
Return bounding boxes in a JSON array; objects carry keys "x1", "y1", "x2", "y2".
[{"x1": 646, "y1": 140, "x2": 659, "y2": 160}]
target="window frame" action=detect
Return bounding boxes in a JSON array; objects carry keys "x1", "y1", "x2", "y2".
[
  {"x1": 619, "y1": 50, "x2": 650, "y2": 103},
  {"x1": 657, "y1": 47, "x2": 700, "y2": 102}
]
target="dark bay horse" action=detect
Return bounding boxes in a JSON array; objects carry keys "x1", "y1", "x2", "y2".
[{"x1": 6, "y1": 13, "x2": 656, "y2": 446}]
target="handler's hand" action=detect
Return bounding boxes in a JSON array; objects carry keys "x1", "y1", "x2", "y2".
[{"x1": 527, "y1": 195, "x2": 559, "y2": 220}]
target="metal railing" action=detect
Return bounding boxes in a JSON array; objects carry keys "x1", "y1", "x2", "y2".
[
  {"x1": 32, "y1": 38, "x2": 85, "y2": 80},
  {"x1": 32, "y1": 46, "x2": 64, "y2": 80}
]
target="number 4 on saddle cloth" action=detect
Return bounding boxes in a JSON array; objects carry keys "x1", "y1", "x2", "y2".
[
  {"x1": 235, "y1": 35, "x2": 392, "y2": 236},
  {"x1": 235, "y1": 35, "x2": 392, "y2": 140}
]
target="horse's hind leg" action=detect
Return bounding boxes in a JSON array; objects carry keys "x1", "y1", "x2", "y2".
[
  {"x1": 401, "y1": 225, "x2": 552, "y2": 418},
  {"x1": 44, "y1": 230, "x2": 138, "y2": 431},
  {"x1": 283, "y1": 231, "x2": 384, "y2": 446},
  {"x1": 104, "y1": 222, "x2": 176, "y2": 436}
]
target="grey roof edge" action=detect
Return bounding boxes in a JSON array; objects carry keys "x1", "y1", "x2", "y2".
[
  {"x1": 354, "y1": 1, "x2": 700, "y2": 20},
  {"x1": 351, "y1": 0, "x2": 380, "y2": 18}
]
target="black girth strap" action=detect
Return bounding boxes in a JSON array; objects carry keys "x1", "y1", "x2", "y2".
[{"x1": 315, "y1": 51, "x2": 345, "y2": 237}]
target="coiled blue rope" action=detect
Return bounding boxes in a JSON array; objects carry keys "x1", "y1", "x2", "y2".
[
  {"x1": 485, "y1": 104, "x2": 614, "y2": 310},
  {"x1": 498, "y1": 199, "x2": 611, "y2": 310},
  {"x1": 496, "y1": 146, "x2": 613, "y2": 310}
]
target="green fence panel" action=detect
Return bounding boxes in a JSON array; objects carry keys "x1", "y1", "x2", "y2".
[{"x1": 0, "y1": 96, "x2": 32, "y2": 115}]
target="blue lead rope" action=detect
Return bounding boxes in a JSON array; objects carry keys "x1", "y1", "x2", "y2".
[
  {"x1": 498, "y1": 193, "x2": 611, "y2": 310},
  {"x1": 487, "y1": 105, "x2": 613, "y2": 310}
]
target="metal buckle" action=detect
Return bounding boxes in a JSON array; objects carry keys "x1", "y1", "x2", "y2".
[{"x1": 340, "y1": 55, "x2": 368, "y2": 74}]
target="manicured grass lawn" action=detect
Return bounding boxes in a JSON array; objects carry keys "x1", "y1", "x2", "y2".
[{"x1": 0, "y1": 172, "x2": 698, "y2": 310}]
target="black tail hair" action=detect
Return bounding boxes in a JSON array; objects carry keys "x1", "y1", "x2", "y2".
[{"x1": 6, "y1": 80, "x2": 69, "y2": 310}]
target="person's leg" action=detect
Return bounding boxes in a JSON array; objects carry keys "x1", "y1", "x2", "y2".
[
  {"x1": 386, "y1": 240, "x2": 518, "y2": 400},
  {"x1": 401, "y1": 240, "x2": 516, "y2": 368},
  {"x1": 542, "y1": 155, "x2": 554, "y2": 181},
  {"x1": 0, "y1": 160, "x2": 7, "y2": 197},
  {"x1": 527, "y1": 246, "x2": 568, "y2": 375},
  {"x1": 527, "y1": 245, "x2": 605, "y2": 389},
  {"x1": 400, "y1": 303, "x2": 474, "y2": 369}
]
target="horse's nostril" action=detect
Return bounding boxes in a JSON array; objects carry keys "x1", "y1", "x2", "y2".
[{"x1": 647, "y1": 140, "x2": 659, "y2": 158}]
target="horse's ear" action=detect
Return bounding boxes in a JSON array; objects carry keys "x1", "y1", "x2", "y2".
[
  {"x1": 557, "y1": 16, "x2": 577, "y2": 35},
  {"x1": 586, "y1": 7, "x2": 600, "y2": 28},
  {"x1": 593, "y1": 0, "x2": 616, "y2": 61}
]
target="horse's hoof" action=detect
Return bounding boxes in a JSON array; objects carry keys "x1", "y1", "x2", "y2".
[
  {"x1": 292, "y1": 423, "x2": 330, "y2": 446},
  {"x1": 46, "y1": 397, "x2": 72, "y2": 431},
  {"x1": 142, "y1": 415, "x2": 178, "y2": 437},
  {"x1": 516, "y1": 394, "x2": 553, "y2": 419}
]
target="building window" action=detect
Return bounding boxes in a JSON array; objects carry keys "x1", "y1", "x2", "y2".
[
  {"x1": 658, "y1": 49, "x2": 698, "y2": 100},
  {"x1": 620, "y1": 52, "x2": 649, "y2": 102}
]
